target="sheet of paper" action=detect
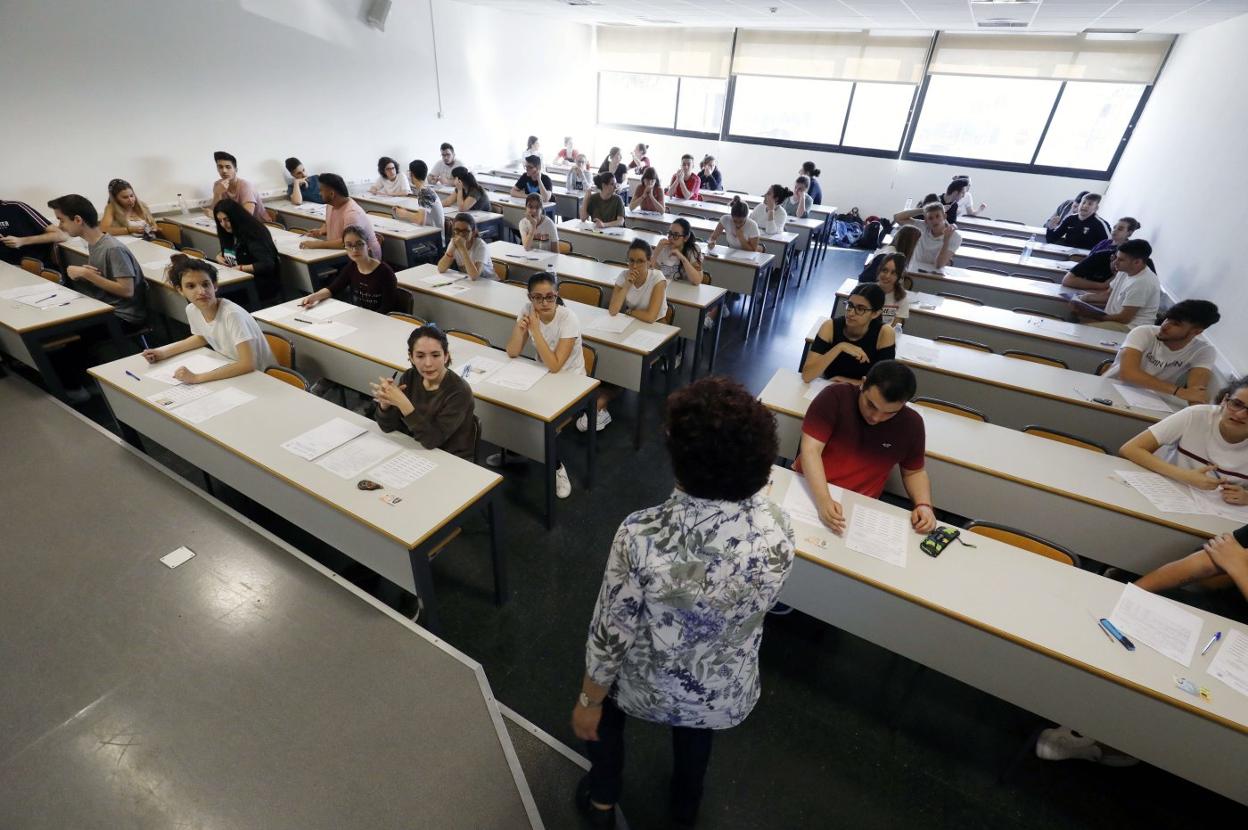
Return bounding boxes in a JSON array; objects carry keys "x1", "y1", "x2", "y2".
[
  {"x1": 298, "y1": 297, "x2": 354, "y2": 320},
  {"x1": 299, "y1": 320, "x2": 357, "y2": 341},
  {"x1": 15, "y1": 287, "x2": 79, "y2": 309},
  {"x1": 189, "y1": 216, "x2": 217, "y2": 229},
  {"x1": 258, "y1": 303, "x2": 301, "y2": 322},
  {"x1": 145, "y1": 384, "x2": 213, "y2": 410},
  {"x1": 281, "y1": 417, "x2": 368, "y2": 461},
  {"x1": 140, "y1": 259, "x2": 170, "y2": 273},
  {"x1": 488, "y1": 359, "x2": 548, "y2": 391},
  {"x1": 1, "y1": 283, "x2": 56, "y2": 300},
  {"x1": 438, "y1": 283, "x2": 471, "y2": 296},
  {"x1": 1109, "y1": 583, "x2": 1203, "y2": 667},
  {"x1": 160, "y1": 546, "x2": 196, "y2": 569},
  {"x1": 144, "y1": 353, "x2": 231, "y2": 386},
  {"x1": 1208, "y1": 629, "x2": 1248, "y2": 698},
  {"x1": 781, "y1": 476, "x2": 844, "y2": 529},
  {"x1": 623, "y1": 329, "x2": 668, "y2": 352},
  {"x1": 802, "y1": 378, "x2": 833, "y2": 401},
  {"x1": 315, "y1": 432, "x2": 402, "y2": 479},
  {"x1": 1113, "y1": 382, "x2": 1177, "y2": 412},
  {"x1": 845, "y1": 505, "x2": 909, "y2": 567},
  {"x1": 418, "y1": 272, "x2": 464, "y2": 287},
  {"x1": 585, "y1": 314, "x2": 632, "y2": 333},
  {"x1": 1034, "y1": 319, "x2": 1081, "y2": 337},
  {"x1": 903, "y1": 343, "x2": 940, "y2": 364},
  {"x1": 1117, "y1": 469, "x2": 1200, "y2": 514},
  {"x1": 1186, "y1": 485, "x2": 1248, "y2": 523},
  {"x1": 460, "y1": 356, "x2": 505, "y2": 386},
  {"x1": 170, "y1": 387, "x2": 256, "y2": 425},
  {"x1": 366, "y1": 451, "x2": 437, "y2": 490}
]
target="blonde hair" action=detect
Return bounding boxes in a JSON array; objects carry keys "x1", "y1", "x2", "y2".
[
  {"x1": 106, "y1": 178, "x2": 155, "y2": 228},
  {"x1": 893, "y1": 225, "x2": 922, "y2": 263}
]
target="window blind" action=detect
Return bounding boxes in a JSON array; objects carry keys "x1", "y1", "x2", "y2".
[
  {"x1": 731, "y1": 30, "x2": 932, "y2": 83},
  {"x1": 929, "y1": 33, "x2": 1172, "y2": 84},
  {"x1": 596, "y1": 26, "x2": 734, "y2": 78}
]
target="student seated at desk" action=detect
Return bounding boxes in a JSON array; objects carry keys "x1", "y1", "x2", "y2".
[
  {"x1": 1103, "y1": 300, "x2": 1219, "y2": 404},
  {"x1": 698, "y1": 155, "x2": 722, "y2": 192},
  {"x1": 953, "y1": 175, "x2": 986, "y2": 218},
  {"x1": 438, "y1": 213, "x2": 494, "y2": 280},
  {"x1": 937, "y1": 179, "x2": 967, "y2": 225},
  {"x1": 859, "y1": 225, "x2": 920, "y2": 282},
  {"x1": 100, "y1": 179, "x2": 156, "y2": 239},
  {"x1": 211, "y1": 151, "x2": 267, "y2": 221},
  {"x1": 707, "y1": 197, "x2": 760, "y2": 252},
  {"x1": 576, "y1": 240, "x2": 667, "y2": 434},
  {"x1": 1046, "y1": 190, "x2": 1089, "y2": 229},
  {"x1": 369, "y1": 156, "x2": 411, "y2": 197},
  {"x1": 285, "y1": 157, "x2": 323, "y2": 206},
  {"x1": 395, "y1": 159, "x2": 446, "y2": 239},
  {"x1": 750, "y1": 185, "x2": 792, "y2": 235},
  {"x1": 1069, "y1": 239, "x2": 1159, "y2": 331},
  {"x1": 653, "y1": 218, "x2": 704, "y2": 284},
  {"x1": 1119, "y1": 377, "x2": 1248, "y2": 499},
  {"x1": 892, "y1": 202, "x2": 960, "y2": 271},
  {"x1": 441, "y1": 167, "x2": 491, "y2": 213},
  {"x1": 795, "y1": 360, "x2": 936, "y2": 534},
  {"x1": 520, "y1": 193, "x2": 559, "y2": 253},
  {"x1": 1045, "y1": 192, "x2": 1111, "y2": 250},
  {"x1": 667, "y1": 154, "x2": 702, "y2": 201},
  {"x1": 803, "y1": 283, "x2": 896, "y2": 385},
  {"x1": 0, "y1": 198, "x2": 60, "y2": 267},
  {"x1": 214, "y1": 198, "x2": 281, "y2": 305},
  {"x1": 300, "y1": 225, "x2": 397, "y2": 313},
  {"x1": 873, "y1": 254, "x2": 910, "y2": 329},
  {"x1": 598, "y1": 147, "x2": 628, "y2": 187},
  {"x1": 783, "y1": 177, "x2": 815, "y2": 220},
  {"x1": 496, "y1": 272, "x2": 586, "y2": 496},
  {"x1": 371, "y1": 324, "x2": 477, "y2": 460},
  {"x1": 555, "y1": 136, "x2": 578, "y2": 164},
  {"x1": 299, "y1": 173, "x2": 383, "y2": 260},
  {"x1": 1061, "y1": 217, "x2": 1141, "y2": 289},
  {"x1": 627, "y1": 143, "x2": 650, "y2": 172},
  {"x1": 511, "y1": 155, "x2": 553, "y2": 200},
  {"x1": 142, "y1": 256, "x2": 275, "y2": 382},
  {"x1": 49, "y1": 194, "x2": 147, "y2": 332},
  {"x1": 800, "y1": 162, "x2": 823, "y2": 205},
  {"x1": 429, "y1": 143, "x2": 462, "y2": 187},
  {"x1": 580, "y1": 174, "x2": 625, "y2": 229},
  {"x1": 566, "y1": 154, "x2": 592, "y2": 193},
  {"x1": 627, "y1": 167, "x2": 665, "y2": 213},
  {"x1": 523, "y1": 135, "x2": 542, "y2": 164},
  {"x1": 1134, "y1": 527, "x2": 1248, "y2": 609}
]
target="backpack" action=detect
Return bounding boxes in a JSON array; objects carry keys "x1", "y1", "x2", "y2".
[
  {"x1": 856, "y1": 220, "x2": 884, "y2": 250},
  {"x1": 831, "y1": 207, "x2": 864, "y2": 248}
]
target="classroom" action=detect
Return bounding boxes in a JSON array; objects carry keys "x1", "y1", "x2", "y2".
[{"x1": 4, "y1": 0, "x2": 1248, "y2": 827}]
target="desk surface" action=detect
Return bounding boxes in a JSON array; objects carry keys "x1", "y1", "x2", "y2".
[
  {"x1": 958, "y1": 215, "x2": 1049, "y2": 237},
  {"x1": 665, "y1": 197, "x2": 824, "y2": 231},
  {"x1": 89, "y1": 351, "x2": 501, "y2": 550},
  {"x1": 624, "y1": 207, "x2": 799, "y2": 246},
  {"x1": 959, "y1": 228, "x2": 1079, "y2": 257},
  {"x1": 957, "y1": 243, "x2": 1076, "y2": 275},
  {"x1": 559, "y1": 219, "x2": 775, "y2": 271},
  {"x1": 354, "y1": 193, "x2": 500, "y2": 226},
  {"x1": 0, "y1": 375, "x2": 536, "y2": 829},
  {"x1": 906, "y1": 263, "x2": 1072, "y2": 304},
  {"x1": 266, "y1": 199, "x2": 442, "y2": 242},
  {"x1": 0, "y1": 258, "x2": 113, "y2": 334}
]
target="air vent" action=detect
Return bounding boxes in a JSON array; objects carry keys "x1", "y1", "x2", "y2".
[
  {"x1": 970, "y1": 0, "x2": 1039, "y2": 29},
  {"x1": 978, "y1": 19, "x2": 1030, "y2": 28},
  {"x1": 565, "y1": 0, "x2": 601, "y2": 6}
]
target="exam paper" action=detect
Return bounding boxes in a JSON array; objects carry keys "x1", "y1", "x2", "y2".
[
  {"x1": 419, "y1": 272, "x2": 465, "y2": 287},
  {"x1": 299, "y1": 321, "x2": 356, "y2": 342},
  {"x1": 1117, "y1": 470, "x2": 1200, "y2": 514},
  {"x1": 298, "y1": 298, "x2": 354, "y2": 320},
  {"x1": 802, "y1": 378, "x2": 833, "y2": 401},
  {"x1": 903, "y1": 343, "x2": 940, "y2": 364},
  {"x1": 170, "y1": 387, "x2": 256, "y2": 425},
  {"x1": 1113, "y1": 383, "x2": 1176, "y2": 412},
  {"x1": 1186, "y1": 486, "x2": 1248, "y2": 523},
  {"x1": 622, "y1": 329, "x2": 668, "y2": 352},
  {"x1": 315, "y1": 432, "x2": 401, "y2": 479},
  {"x1": 846, "y1": 505, "x2": 909, "y2": 567},
  {"x1": 1208, "y1": 629, "x2": 1248, "y2": 698},
  {"x1": 1109, "y1": 583, "x2": 1203, "y2": 667},
  {"x1": 437, "y1": 283, "x2": 471, "y2": 296},
  {"x1": 585, "y1": 314, "x2": 631, "y2": 333},
  {"x1": 144, "y1": 354, "x2": 231, "y2": 385},
  {"x1": 460, "y1": 357, "x2": 505, "y2": 385},
  {"x1": 1035, "y1": 319, "x2": 1080, "y2": 337},
  {"x1": 282, "y1": 417, "x2": 368, "y2": 461},
  {"x1": 366, "y1": 451, "x2": 437, "y2": 490},
  {"x1": 1, "y1": 284, "x2": 58, "y2": 300},
  {"x1": 488, "y1": 359, "x2": 548, "y2": 391},
  {"x1": 16, "y1": 288, "x2": 78, "y2": 309},
  {"x1": 780, "y1": 476, "x2": 844, "y2": 529},
  {"x1": 145, "y1": 384, "x2": 213, "y2": 410}
]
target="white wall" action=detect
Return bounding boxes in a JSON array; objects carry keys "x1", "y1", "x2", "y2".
[
  {"x1": 1107, "y1": 14, "x2": 1248, "y2": 376},
  {"x1": 0, "y1": 0, "x2": 596, "y2": 211}
]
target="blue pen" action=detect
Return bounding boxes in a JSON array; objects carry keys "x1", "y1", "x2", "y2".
[
  {"x1": 33, "y1": 294, "x2": 56, "y2": 304},
  {"x1": 1202, "y1": 631, "x2": 1223, "y2": 656},
  {"x1": 125, "y1": 370, "x2": 142, "y2": 382},
  {"x1": 1098, "y1": 618, "x2": 1135, "y2": 651}
]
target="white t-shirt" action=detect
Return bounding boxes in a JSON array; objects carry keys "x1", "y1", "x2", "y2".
[
  {"x1": 428, "y1": 158, "x2": 461, "y2": 185},
  {"x1": 909, "y1": 221, "x2": 962, "y2": 271},
  {"x1": 1103, "y1": 268, "x2": 1160, "y2": 329},
  {"x1": 614, "y1": 267, "x2": 668, "y2": 318},
  {"x1": 186, "y1": 298, "x2": 276, "y2": 371},
  {"x1": 1148, "y1": 404, "x2": 1248, "y2": 481},
  {"x1": 1104, "y1": 325, "x2": 1217, "y2": 385},
  {"x1": 372, "y1": 175, "x2": 411, "y2": 196},
  {"x1": 519, "y1": 215, "x2": 559, "y2": 253},
  {"x1": 517, "y1": 302, "x2": 585, "y2": 375},
  {"x1": 717, "y1": 216, "x2": 760, "y2": 250},
  {"x1": 957, "y1": 191, "x2": 976, "y2": 215},
  {"x1": 452, "y1": 237, "x2": 495, "y2": 279},
  {"x1": 881, "y1": 289, "x2": 911, "y2": 326},
  {"x1": 749, "y1": 203, "x2": 788, "y2": 235}
]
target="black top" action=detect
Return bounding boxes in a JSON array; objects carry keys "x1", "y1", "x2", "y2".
[
  {"x1": 1236, "y1": 525, "x2": 1248, "y2": 547},
  {"x1": 940, "y1": 195, "x2": 959, "y2": 226},
  {"x1": 375, "y1": 368, "x2": 477, "y2": 460},
  {"x1": 698, "y1": 169, "x2": 723, "y2": 191},
  {"x1": 809, "y1": 316, "x2": 894, "y2": 381},
  {"x1": 514, "y1": 172, "x2": 553, "y2": 195},
  {"x1": 222, "y1": 225, "x2": 281, "y2": 303},
  {"x1": 0, "y1": 200, "x2": 53, "y2": 267},
  {"x1": 1046, "y1": 213, "x2": 1111, "y2": 249},
  {"x1": 598, "y1": 161, "x2": 628, "y2": 185}
]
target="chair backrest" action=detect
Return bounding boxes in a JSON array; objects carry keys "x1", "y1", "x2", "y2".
[
  {"x1": 264, "y1": 331, "x2": 295, "y2": 369},
  {"x1": 447, "y1": 329, "x2": 492, "y2": 347},
  {"x1": 492, "y1": 261, "x2": 509, "y2": 281},
  {"x1": 20, "y1": 257, "x2": 43, "y2": 274},
  {"x1": 912, "y1": 396, "x2": 988, "y2": 422},
  {"x1": 700, "y1": 272, "x2": 712, "y2": 286},
  {"x1": 1095, "y1": 358, "x2": 1114, "y2": 376},
  {"x1": 582, "y1": 343, "x2": 598, "y2": 377},
  {"x1": 155, "y1": 220, "x2": 182, "y2": 247},
  {"x1": 392, "y1": 286, "x2": 415, "y2": 315},
  {"x1": 659, "y1": 306, "x2": 675, "y2": 325},
  {"x1": 1011, "y1": 306, "x2": 1060, "y2": 320},
  {"x1": 504, "y1": 278, "x2": 529, "y2": 290},
  {"x1": 39, "y1": 268, "x2": 61, "y2": 284},
  {"x1": 388, "y1": 311, "x2": 426, "y2": 326},
  {"x1": 559, "y1": 281, "x2": 603, "y2": 308},
  {"x1": 367, "y1": 211, "x2": 391, "y2": 219},
  {"x1": 1013, "y1": 273, "x2": 1054, "y2": 283},
  {"x1": 265, "y1": 366, "x2": 310, "y2": 391},
  {"x1": 289, "y1": 227, "x2": 309, "y2": 236},
  {"x1": 934, "y1": 335, "x2": 992, "y2": 353},
  {"x1": 966, "y1": 521, "x2": 1081, "y2": 567},
  {"x1": 264, "y1": 221, "x2": 286, "y2": 231},
  {"x1": 937, "y1": 292, "x2": 984, "y2": 306},
  {"x1": 1003, "y1": 349, "x2": 1068, "y2": 370},
  {"x1": 974, "y1": 267, "x2": 1011, "y2": 276},
  {"x1": 150, "y1": 238, "x2": 176, "y2": 250},
  {"x1": 557, "y1": 240, "x2": 572, "y2": 255},
  {"x1": 1022, "y1": 425, "x2": 1107, "y2": 454},
  {"x1": 182, "y1": 247, "x2": 206, "y2": 259}
]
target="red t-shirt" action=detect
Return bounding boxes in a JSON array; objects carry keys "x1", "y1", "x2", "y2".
[{"x1": 794, "y1": 383, "x2": 926, "y2": 498}]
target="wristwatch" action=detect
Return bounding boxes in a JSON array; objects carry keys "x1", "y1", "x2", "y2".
[{"x1": 578, "y1": 692, "x2": 603, "y2": 709}]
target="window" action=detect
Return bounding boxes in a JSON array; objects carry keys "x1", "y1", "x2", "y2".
[
  {"x1": 910, "y1": 75, "x2": 1062, "y2": 164},
  {"x1": 728, "y1": 75, "x2": 853, "y2": 144},
  {"x1": 598, "y1": 72, "x2": 678, "y2": 130},
  {"x1": 841, "y1": 82, "x2": 916, "y2": 151},
  {"x1": 677, "y1": 76, "x2": 728, "y2": 134},
  {"x1": 1033, "y1": 82, "x2": 1146, "y2": 171}
]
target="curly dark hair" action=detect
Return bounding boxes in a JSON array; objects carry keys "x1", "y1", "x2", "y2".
[{"x1": 665, "y1": 376, "x2": 777, "y2": 501}]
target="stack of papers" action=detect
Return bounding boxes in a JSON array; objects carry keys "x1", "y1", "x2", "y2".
[
  {"x1": 282, "y1": 417, "x2": 367, "y2": 461},
  {"x1": 780, "y1": 477, "x2": 843, "y2": 529},
  {"x1": 365, "y1": 451, "x2": 437, "y2": 490},
  {"x1": 1208, "y1": 630, "x2": 1248, "y2": 698},
  {"x1": 296, "y1": 298, "x2": 353, "y2": 320},
  {"x1": 1187, "y1": 486, "x2": 1248, "y2": 523},
  {"x1": 169, "y1": 387, "x2": 256, "y2": 424},
  {"x1": 1118, "y1": 470, "x2": 1248, "y2": 520},
  {"x1": 902, "y1": 342, "x2": 940, "y2": 365},
  {"x1": 585, "y1": 314, "x2": 631, "y2": 333},
  {"x1": 315, "y1": 432, "x2": 401, "y2": 479},
  {"x1": 488, "y1": 359, "x2": 548, "y2": 391},
  {"x1": 460, "y1": 356, "x2": 505, "y2": 385},
  {"x1": 145, "y1": 384, "x2": 213, "y2": 410},
  {"x1": 845, "y1": 505, "x2": 909, "y2": 567},
  {"x1": 1109, "y1": 583, "x2": 1203, "y2": 666},
  {"x1": 1113, "y1": 382, "x2": 1177, "y2": 412},
  {"x1": 145, "y1": 354, "x2": 231, "y2": 385},
  {"x1": 623, "y1": 329, "x2": 667, "y2": 351},
  {"x1": 418, "y1": 272, "x2": 466, "y2": 289}
]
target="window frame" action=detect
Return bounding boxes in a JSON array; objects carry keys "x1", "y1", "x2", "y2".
[{"x1": 595, "y1": 71, "x2": 727, "y2": 140}]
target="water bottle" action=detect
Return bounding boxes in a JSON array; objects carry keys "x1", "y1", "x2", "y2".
[
  {"x1": 1021, "y1": 235, "x2": 1034, "y2": 261},
  {"x1": 904, "y1": 197, "x2": 914, "y2": 210},
  {"x1": 178, "y1": 193, "x2": 189, "y2": 215}
]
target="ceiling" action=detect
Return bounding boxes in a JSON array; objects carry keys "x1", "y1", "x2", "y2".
[{"x1": 452, "y1": 0, "x2": 1248, "y2": 34}]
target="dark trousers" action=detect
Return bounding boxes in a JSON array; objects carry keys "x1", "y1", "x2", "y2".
[{"x1": 585, "y1": 697, "x2": 714, "y2": 822}]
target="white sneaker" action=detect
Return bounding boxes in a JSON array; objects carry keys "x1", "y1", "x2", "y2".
[
  {"x1": 1036, "y1": 726, "x2": 1137, "y2": 766},
  {"x1": 576, "y1": 410, "x2": 612, "y2": 432},
  {"x1": 555, "y1": 464, "x2": 572, "y2": 498},
  {"x1": 703, "y1": 316, "x2": 714, "y2": 330},
  {"x1": 485, "y1": 452, "x2": 521, "y2": 468}
]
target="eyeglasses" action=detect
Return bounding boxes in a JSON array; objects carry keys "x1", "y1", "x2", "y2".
[
  {"x1": 1226, "y1": 397, "x2": 1248, "y2": 413},
  {"x1": 845, "y1": 302, "x2": 873, "y2": 316},
  {"x1": 344, "y1": 241, "x2": 366, "y2": 250},
  {"x1": 529, "y1": 293, "x2": 557, "y2": 303},
  {"x1": 668, "y1": 230, "x2": 685, "y2": 238},
  {"x1": 385, "y1": 165, "x2": 397, "y2": 172}
]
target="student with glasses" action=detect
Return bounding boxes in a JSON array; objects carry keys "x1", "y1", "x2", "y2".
[
  {"x1": 369, "y1": 156, "x2": 411, "y2": 196},
  {"x1": 652, "y1": 218, "x2": 703, "y2": 284},
  {"x1": 801, "y1": 283, "x2": 896, "y2": 386},
  {"x1": 438, "y1": 212, "x2": 494, "y2": 280},
  {"x1": 519, "y1": 193, "x2": 559, "y2": 253},
  {"x1": 511, "y1": 155, "x2": 553, "y2": 201},
  {"x1": 299, "y1": 225, "x2": 397, "y2": 313},
  {"x1": 429, "y1": 142, "x2": 462, "y2": 186}
]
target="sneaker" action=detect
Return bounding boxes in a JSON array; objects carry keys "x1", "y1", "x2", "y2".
[
  {"x1": 62, "y1": 386, "x2": 91, "y2": 405},
  {"x1": 703, "y1": 315, "x2": 714, "y2": 330},
  {"x1": 485, "y1": 451, "x2": 522, "y2": 468},
  {"x1": 576, "y1": 410, "x2": 612, "y2": 432},
  {"x1": 768, "y1": 602, "x2": 794, "y2": 616},
  {"x1": 555, "y1": 464, "x2": 572, "y2": 499},
  {"x1": 574, "y1": 776, "x2": 616, "y2": 828},
  {"x1": 309, "y1": 378, "x2": 334, "y2": 397},
  {"x1": 1036, "y1": 726, "x2": 1137, "y2": 766},
  {"x1": 673, "y1": 350, "x2": 683, "y2": 370}
]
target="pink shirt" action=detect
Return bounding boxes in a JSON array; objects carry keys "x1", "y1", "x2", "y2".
[
  {"x1": 326, "y1": 198, "x2": 382, "y2": 259},
  {"x1": 212, "y1": 176, "x2": 267, "y2": 220}
]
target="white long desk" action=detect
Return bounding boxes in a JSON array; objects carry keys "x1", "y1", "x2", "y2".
[
  {"x1": 957, "y1": 215, "x2": 1049, "y2": 238},
  {"x1": 354, "y1": 192, "x2": 506, "y2": 244},
  {"x1": 759, "y1": 368, "x2": 1240, "y2": 572},
  {"x1": 768, "y1": 465, "x2": 1248, "y2": 807},
  {"x1": 955, "y1": 243, "x2": 1076, "y2": 280},
  {"x1": 903, "y1": 263, "x2": 1074, "y2": 318},
  {"x1": 253, "y1": 299, "x2": 599, "y2": 527},
  {"x1": 486, "y1": 240, "x2": 727, "y2": 374},
  {"x1": 267, "y1": 199, "x2": 443, "y2": 270},
  {"x1": 476, "y1": 172, "x2": 583, "y2": 221},
  {"x1": 396, "y1": 263, "x2": 680, "y2": 449},
  {"x1": 664, "y1": 196, "x2": 824, "y2": 246},
  {"x1": 89, "y1": 350, "x2": 505, "y2": 634},
  {"x1": 623, "y1": 207, "x2": 800, "y2": 275},
  {"x1": 958, "y1": 228, "x2": 1081, "y2": 260}
]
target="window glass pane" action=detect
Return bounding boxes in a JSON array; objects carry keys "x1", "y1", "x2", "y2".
[
  {"x1": 1034, "y1": 82, "x2": 1145, "y2": 171},
  {"x1": 598, "y1": 72, "x2": 678, "y2": 129},
  {"x1": 729, "y1": 75, "x2": 852, "y2": 144},
  {"x1": 676, "y1": 77, "x2": 727, "y2": 134},
  {"x1": 910, "y1": 75, "x2": 1061, "y2": 163},
  {"x1": 842, "y1": 83, "x2": 915, "y2": 150}
]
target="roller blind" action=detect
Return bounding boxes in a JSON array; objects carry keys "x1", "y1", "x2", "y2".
[
  {"x1": 596, "y1": 26, "x2": 734, "y2": 78},
  {"x1": 731, "y1": 30, "x2": 932, "y2": 83},
  {"x1": 929, "y1": 33, "x2": 1172, "y2": 84}
]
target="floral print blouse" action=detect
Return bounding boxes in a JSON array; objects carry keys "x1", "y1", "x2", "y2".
[{"x1": 584, "y1": 489, "x2": 795, "y2": 729}]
